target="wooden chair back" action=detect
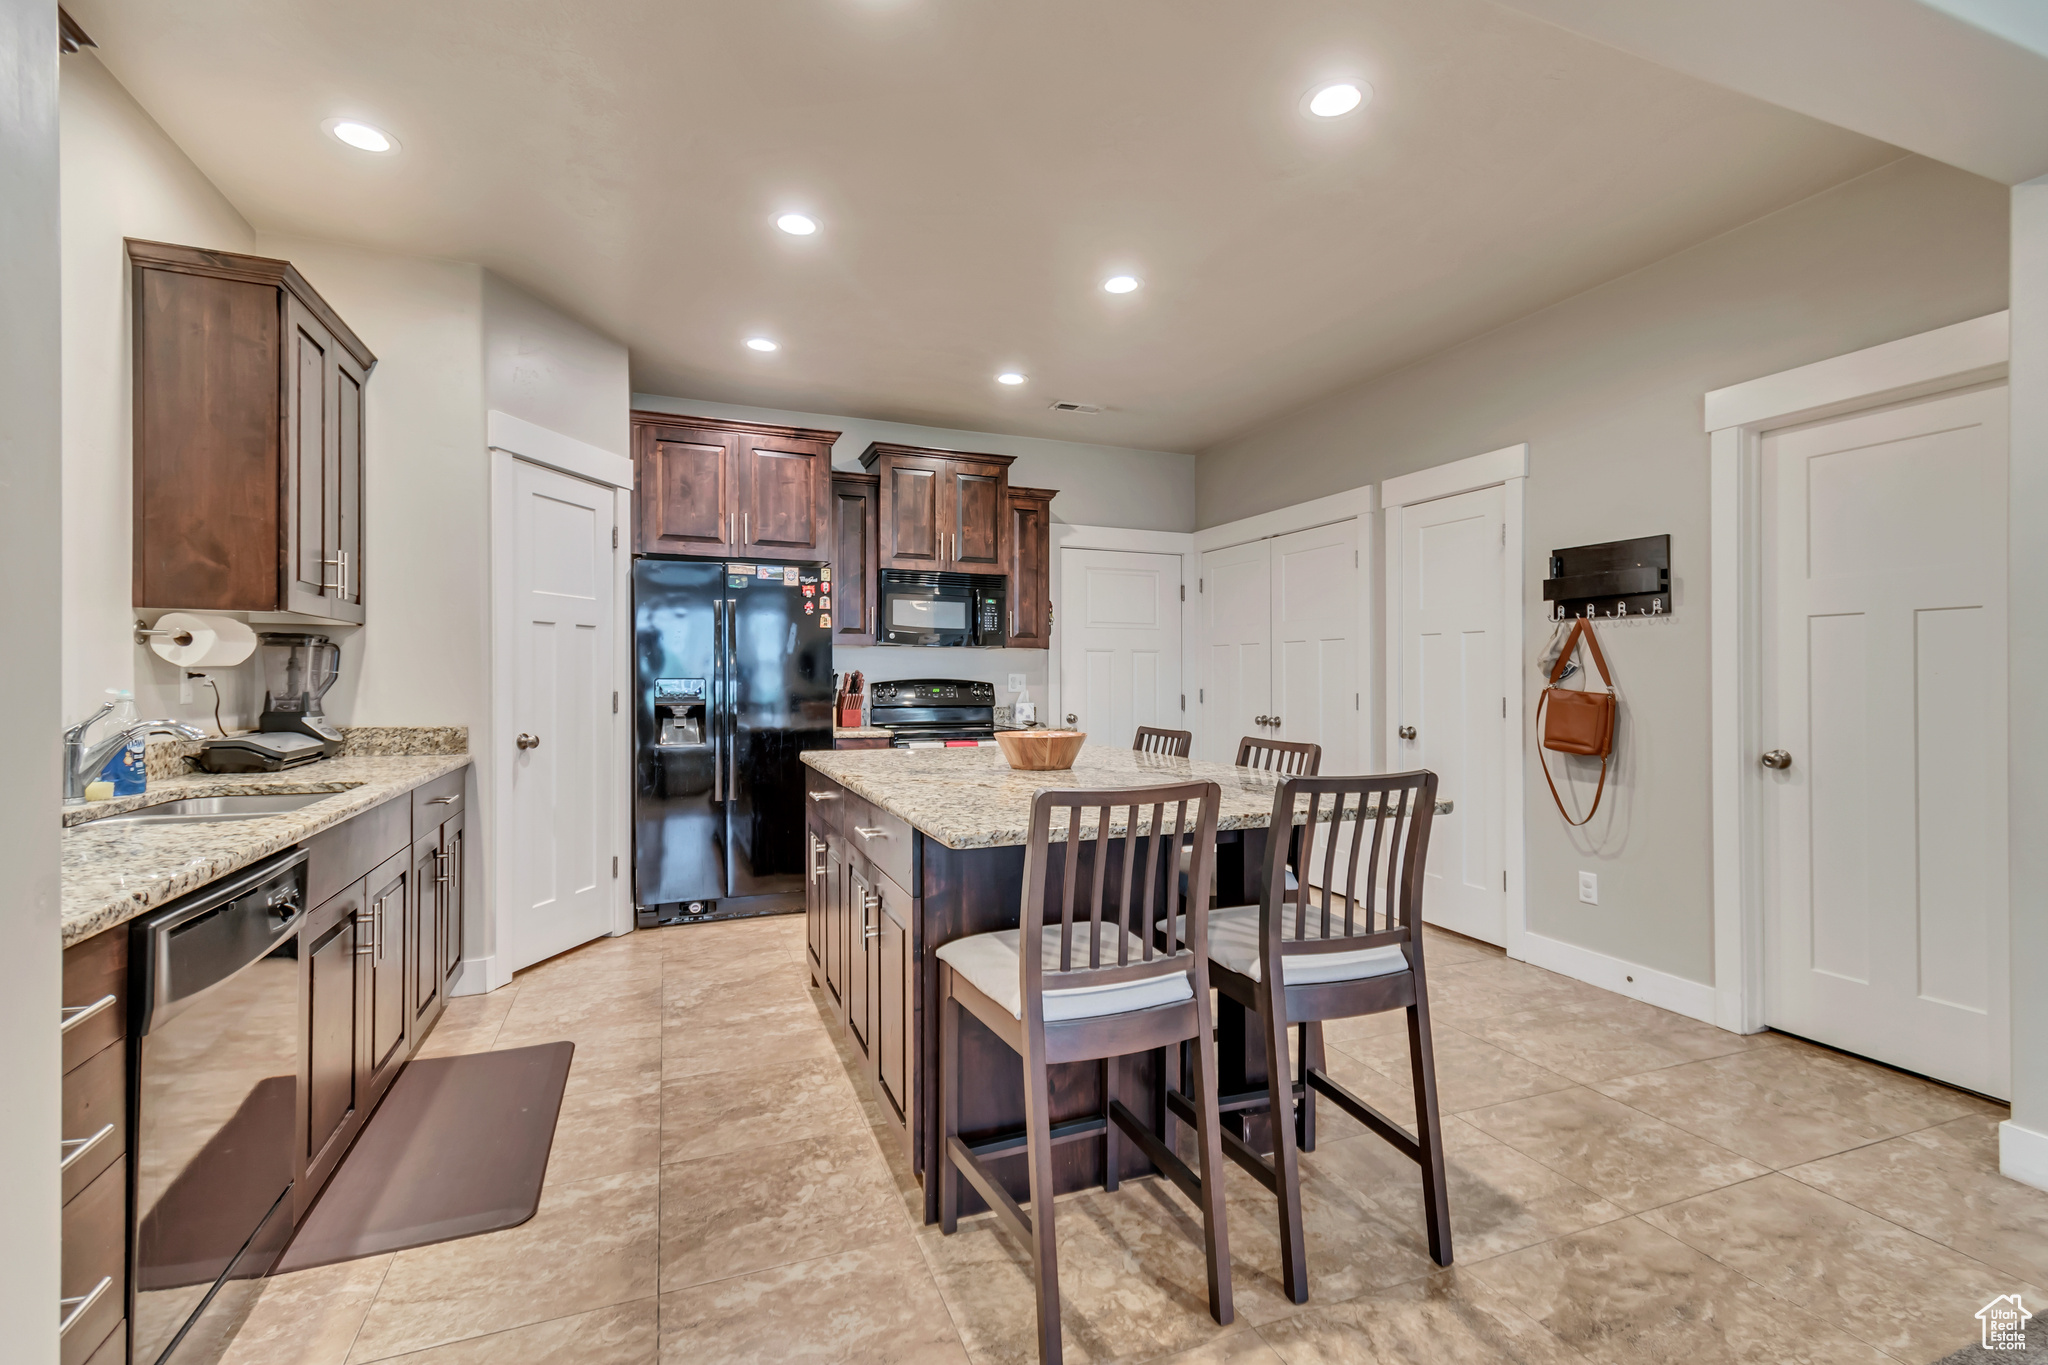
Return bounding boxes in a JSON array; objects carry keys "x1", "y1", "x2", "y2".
[
  {"x1": 1234, "y1": 736, "x2": 1322, "y2": 776},
  {"x1": 1133, "y1": 726, "x2": 1193, "y2": 758},
  {"x1": 1257, "y1": 771, "x2": 1439, "y2": 965},
  {"x1": 1019, "y1": 781, "x2": 1221, "y2": 1026}
]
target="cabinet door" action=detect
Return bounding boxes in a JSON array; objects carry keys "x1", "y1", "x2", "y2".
[
  {"x1": 637, "y1": 425, "x2": 737, "y2": 555},
  {"x1": 441, "y1": 812, "x2": 465, "y2": 985},
  {"x1": 846, "y1": 859, "x2": 874, "y2": 1053},
  {"x1": 878, "y1": 453, "x2": 948, "y2": 569},
  {"x1": 411, "y1": 829, "x2": 443, "y2": 1034},
  {"x1": 285, "y1": 297, "x2": 337, "y2": 614},
  {"x1": 738, "y1": 435, "x2": 830, "y2": 554},
  {"x1": 305, "y1": 880, "x2": 366, "y2": 1183},
  {"x1": 876, "y1": 871, "x2": 911, "y2": 1122},
  {"x1": 365, "y1": 853, "x2": 410, "y2": 1096},
  {"x1": 830, "y1": 475, "x2": 879, "y2": 646},
  {"x1": 331, "y1": 352, "x2": 368, "y2": 619},
  {"x1": 1006, "y1": 489, "x2": 1054, "y2": 648},
  {"x1": 805, "y1": 822, "x2": 827, "y2": 970},
  {"x1": 825, "y1": 836, "x2": 846, "y2": 1002},
  {"x1": 946, "y1": 458, "x2": 1008, "y2": 571}
]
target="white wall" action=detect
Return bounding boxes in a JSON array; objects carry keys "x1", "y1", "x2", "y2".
[
  {"x1": 4, "y1": 5, "x2": 65, "y2": 1358},
  {"x1": 630, "y1": 394, "x2": 1197, "y2": 534},
  {"x1": 59, "y1": 50, "x2": 259, "y2": 733},
  {"x1": 484, "y1": 274, "x2": 631, "y2": 458},
  {"x1": 1196, "y1": 156, "x2": 2011, "y2": 986},
  {"x1": 2007, "y1": 173, "x2": 2048, "y2": 1180}
]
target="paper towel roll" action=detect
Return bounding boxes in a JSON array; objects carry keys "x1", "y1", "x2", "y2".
[{"x1": 147, "y1": 612, "x2": 257, "y2": 668}]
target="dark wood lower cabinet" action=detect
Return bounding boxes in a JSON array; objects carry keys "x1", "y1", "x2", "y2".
[
  {"x1": 303, "y1": 879, "x2": 367, "y2": 1199},
  {"x1": 61, "y1": 1159, "x2": 124, "y2": 1365},
  {"x1": 847, "y1": 860, "x2": 875, "y2": 1053},
  {"x1": 875, "y1": 870, "x2": 913, "y2": 1123},
  {"x1": 365, "y1": 849, "x2": 411, "y2": 1098}
]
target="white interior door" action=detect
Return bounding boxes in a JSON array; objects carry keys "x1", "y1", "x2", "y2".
[
  {"x1": 1058, "y1": 548, "x2": 1182, "y2": 742},
  {"x1": 1395, "y1": 485, "x2": 1506, "y2": 944},
  {"x1": 1198, "y1": 539, "x2": 1272, "y2": 763},
  {"x1": 1271, "y1": 520, "x2": 1361, "y2": 772},
  {"x1": 1761, "y1": 384, "x2": 2008, "y2": 1097},
  {"x1": 510, "y1": 459, "x2": 617, "y2": 969}
]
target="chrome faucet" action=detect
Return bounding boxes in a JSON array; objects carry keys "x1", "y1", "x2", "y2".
[{"x1": 64, "y1": 702, "x2": 206, "y2": 805}]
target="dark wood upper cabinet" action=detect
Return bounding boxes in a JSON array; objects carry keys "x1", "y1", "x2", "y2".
[
  {"x1": 830, "y1": 472, "x2": 880, "y2": 646},
  {"x1": 129, "y1": 239, "x2": 374, "y2": 621},
  {"x1": 631, "y1": 411, "x2": 840, "y2": 558},
  {"x1": 1005, "y1": 485, "x2": 1056, "y2": 650},
  {"x1": 860, "y1": 442, "x2": 1014, "y2": 574}
]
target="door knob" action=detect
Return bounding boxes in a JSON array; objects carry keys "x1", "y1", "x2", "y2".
[
  {"x1": 1269, "y1": 715, "x2": 1281, "y2": 726},
  {"x1": 516, "y1": 733, "x2": 541, "y2": 751},
  {"x1": 1066, "y1": 713, "x2": 1077, "y2": 724},
  {"x1": 1760, "y1": 749, "x2": 1792, "y2": 770},
  {"x1": 1254, "y1": 714, "x2": 1269, "y2": 726},
  {"x1": 1398, "y1": 725, "x2": 1417, "y2": 740}
]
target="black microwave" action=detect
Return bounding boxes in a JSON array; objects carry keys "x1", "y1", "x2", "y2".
[{"x1": 878, "y1": 570, "x2": 1007, "y2": 647}]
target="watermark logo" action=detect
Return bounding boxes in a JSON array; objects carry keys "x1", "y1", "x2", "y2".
[{"x1": 1980, "y1": 1294, "x2": 2032, "y2": 1351}]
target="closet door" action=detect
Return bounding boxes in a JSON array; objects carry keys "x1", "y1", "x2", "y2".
[
  {"x1": 1270, "y1": 521, "x2": 1360, "y2": 772},
  {"x1": 1197, "y1": 539, "x2": 1272, "y2": 764}
]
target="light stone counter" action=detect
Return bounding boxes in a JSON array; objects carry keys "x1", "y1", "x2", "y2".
[
  {"x1": 801, "y1": 743, "x2": 1444, "y2": 850},
  {"x1": 61, "y1": 753, "x2": 469, "y2": 947},
  {"x1": 831, "y1": 726, "x2": 894, "y2": 739}
]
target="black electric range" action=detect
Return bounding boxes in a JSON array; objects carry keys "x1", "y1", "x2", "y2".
[{"x1": 868, "y1": 678, "x2": 998, "y2": 747}]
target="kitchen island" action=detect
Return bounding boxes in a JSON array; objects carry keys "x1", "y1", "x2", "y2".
[{"x1": 799, "y1": 742, "x2": 1431, "y2": 1222}]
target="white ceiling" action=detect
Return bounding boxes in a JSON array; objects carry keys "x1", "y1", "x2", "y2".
[{"x1": 73, "y1": 0, "x2": 1903, "y2": 452}]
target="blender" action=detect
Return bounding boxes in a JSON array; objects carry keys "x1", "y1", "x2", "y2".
[{"x1": 196, "y1": 633, "x2": 345, "y2": 772}]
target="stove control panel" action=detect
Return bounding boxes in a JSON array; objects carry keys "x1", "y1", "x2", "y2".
[{"x1": 872, "y1": 681, "x2": 996, "y2": 706}]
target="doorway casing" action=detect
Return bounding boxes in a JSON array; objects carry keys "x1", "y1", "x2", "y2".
[{"x1": 1705, "y1": 311, "x2": 2011, "y2": 1035}]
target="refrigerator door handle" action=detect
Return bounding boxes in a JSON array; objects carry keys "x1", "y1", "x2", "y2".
[{"x1": 711, "y1": 597, "x2": 723, "y2": 803}]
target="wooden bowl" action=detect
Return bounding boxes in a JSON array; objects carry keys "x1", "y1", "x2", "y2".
[{"x1": 994, "y1": 729, "x2": 1086, "y2": 771}]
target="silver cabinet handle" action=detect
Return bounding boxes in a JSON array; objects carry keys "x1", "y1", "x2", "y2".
[
  {"x1": 864, "y1": 927, "x2": 881, "y2": 941},
  {"x1": 60, "y1": 1276, "x2": 112, "y2": 1337},
  {"x1": 436, "y1": 850, "x2": 454, "y2": 885},
  {"x1": 807, "y1": 790, "x2": 837, "y2": 802},
  {"x1": 321, "y1": 555, "x2": 341, "y2": 590},
  {"x1": 59, "y1": 1123, "x2": 115, "y2": 1173},
  {"x1": 517, "y1": 733, "x2": 541, "y2": 750},
  {"x1": 60, "y1": 995, "x2": 115, "y2": 1034},
  {"x1": 854, "y1": 827, "x2": 890, "y2": 841},
  {"x1": 810, "y1": 837, "x2": 827, "y2": 880},
  {"x1": 1761, "y1": 749, "x2": 1792, "y2": 770},
  {"x1": 1398, "y1": 725, "x2": 1417, "y2": 740},
  {"x1": 729, "y1": 512, "x2": 736, "y2": 544},
  {"x1": 354, "y1": 910, "x2": 376, "y2": 956},
  {"x1": 744, "y1": 511, "x2": 750, "y2": 543},
  {"x1": 428, "y1": 794, "x2": 458, "y2": 805}
]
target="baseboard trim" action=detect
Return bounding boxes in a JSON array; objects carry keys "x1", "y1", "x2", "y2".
[
  {"x1": 1513, "y1": 931, "x2": 1721, "y2": 1028},
  {"x1": 450, "y1": 952, "x2": 513, "y2": 997},
  {"x1": 2001, "y1": 1120, "x2": 2048, "y2": 1192}
]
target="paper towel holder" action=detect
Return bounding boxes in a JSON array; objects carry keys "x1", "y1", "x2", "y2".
[{"x1": 135, "y1": 619, "x2": 195, "y2": 647}]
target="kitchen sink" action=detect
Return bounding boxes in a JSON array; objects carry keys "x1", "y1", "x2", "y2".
[{"x1": 81, "y1": 792, "x2": 343, "y2": 826}]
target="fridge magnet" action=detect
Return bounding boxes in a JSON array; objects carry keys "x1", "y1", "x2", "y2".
[
  {"x1": 803, "y1": 601, "x2": 814, "y2": 614},
  {"x1": 757, "y1": 564, "x2": 779, "y2": 579},
  {"x1": 783, "y1": 566, "x2": 799, "y2": 585},
  {"x1": 821, "y1": 566, "x2": 831, "y2": 582},
  {"x1": 819, "y1": 614, "x2": 831, "y2": 628},
  {"x1": 731, "y1": 564, "x2": 754, "y2": 576},
  {"x1": 821, "y1": 595, "x2": 831, "y2": 611},
  {"x1": 802, "y1": 584, "x2": 815, "y2": 597}
]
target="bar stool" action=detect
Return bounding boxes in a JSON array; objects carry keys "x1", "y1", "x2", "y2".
[
  {"x1": 937, "y1": 781, "x2": 1232, "y2": 1364},
  {"x1": 1180, "y1": 770, "x2": 1451, "y2": 1303},
  {"x1": 1132, "y1": 726, "x2": 1192, "y2": 757},
  {"x1": 1235, "y1": 735, "x2": 1321, "y2": 776}
]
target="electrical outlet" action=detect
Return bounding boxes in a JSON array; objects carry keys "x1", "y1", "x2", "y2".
[
  {"x1": 1006, "y1": 673, "x2": 1027, "y2": 693},
  {"x1": 1578, "y1": 870, "x2": 1599, "y2": 905},
  {"x1": 180, "y1": 671, "x2": 208, "y2": 704}
]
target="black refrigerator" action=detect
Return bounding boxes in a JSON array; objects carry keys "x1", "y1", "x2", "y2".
[{"x1": 633, "y1": 556, "x2": 833, "y2": 923}]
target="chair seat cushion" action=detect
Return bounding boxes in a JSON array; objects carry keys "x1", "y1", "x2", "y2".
[
  {"x1": 936, "y1": 925, "x2": 1195, "y2": 1022},
  {"x1": 1191, "y1": 904, "x2": 1409, "y2": 986}
]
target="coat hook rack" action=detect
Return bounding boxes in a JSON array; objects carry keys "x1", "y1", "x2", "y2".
[{"x1": 1543, "y1": 535, "x2": 1670, "y2": 620}]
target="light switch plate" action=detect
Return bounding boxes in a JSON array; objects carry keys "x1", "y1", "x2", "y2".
[
  {"x1": 1006, "y1": 674, "x2": 1027, "y2": 693},
  {"x1": 1578, "y1": 870, "x2": 1598, "y2": 905}
]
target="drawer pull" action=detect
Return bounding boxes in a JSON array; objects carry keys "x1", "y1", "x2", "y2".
[
  {"x1": 59, "y1": 1123, "x2": 115, "y2": 1173},
  {"x1": 59, "y1": 1276, "x2": 111, "y2": 1337},
  {"x1": 427, "y1": 795, "x2": 459, "y2": 805},
  {"x1": 60, "y1": 995, "x2": 116, "y2": 1034},
  {"x1": 807, "y1": 790, "x2": 838, "y2": 802},
  {"x1": 854, "y1": 827, "x2": 890, "y2": 841}
]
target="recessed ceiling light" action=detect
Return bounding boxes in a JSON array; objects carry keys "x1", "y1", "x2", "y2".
[
  {"x1": 996, "y1": 372, "x2": 1026, "y2": 386},
  {"x1": 745, "y1": 337, "x2": 779, "y2": 352},
  {"x1": 776, "y1": 213, "x2": 818, "y2": 236},
  {"x1": 322, "y1": 118, "x2": 398, "y2": 153},
  {"x1": 1305, "y1": 82, "x2": 1369, "y2": 118},
  {"x1": 1102, "y1": 275, "x2": 1140, "y2": 294}
]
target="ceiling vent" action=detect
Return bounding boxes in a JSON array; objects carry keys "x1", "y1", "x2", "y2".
[{"x1": 1048, "y1": 401, "x2": 1101, "y2": 414}]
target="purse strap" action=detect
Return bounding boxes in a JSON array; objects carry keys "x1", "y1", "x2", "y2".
[{"x1": 1549, "y1": 617, "x2": 1614, "y2": 691}]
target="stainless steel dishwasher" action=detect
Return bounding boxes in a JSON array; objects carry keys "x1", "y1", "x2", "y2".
[{"x1": 130, "y1": 848, "x2": 306, "y2": 1365}]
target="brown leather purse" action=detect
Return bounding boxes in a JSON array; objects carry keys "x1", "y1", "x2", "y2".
[{"x1": 1537, "y1": 618, "x2": 1616, "y2": 826}]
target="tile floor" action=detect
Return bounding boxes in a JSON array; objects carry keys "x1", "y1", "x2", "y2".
[{"x1": 210, "y1": 915, "x2": 2047, "y2": 1365}]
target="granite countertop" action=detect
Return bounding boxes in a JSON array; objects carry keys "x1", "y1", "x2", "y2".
[
  {"x1": 832, "y1": 726, "x2": 894, "y2": 739},
  {"x1": 61, "y1": 753, "x2": 469, "y2": 947},
  {"x1": 800, "y1": 743, "x2": 1446, "y2": 850}
]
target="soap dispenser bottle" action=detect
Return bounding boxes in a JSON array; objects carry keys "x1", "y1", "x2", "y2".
[{"x1": 96, "y1": 689, "x2": 145, "y2": 797}]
